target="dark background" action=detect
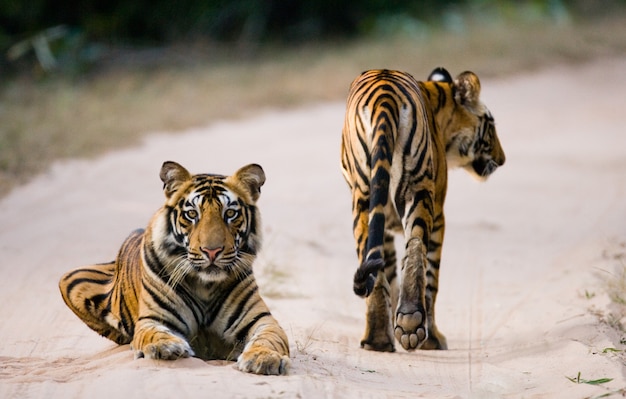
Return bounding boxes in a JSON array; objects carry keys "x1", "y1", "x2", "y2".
[{"x1": 1, "y1": 0, "x2": 621, "y2": 45}]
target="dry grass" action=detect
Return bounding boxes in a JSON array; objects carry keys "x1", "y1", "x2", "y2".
[
  {"x1": 601, "y1": 240, "x2": 626, "y2": 333},
  {"x1": 589, "y1": 239, "x2": 626, "y2": 398},
  {"x1": 1, "y1": 13, "x2": 626, "y2": 197}
]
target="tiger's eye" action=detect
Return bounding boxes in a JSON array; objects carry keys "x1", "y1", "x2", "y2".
[
  {"x1": 224, "y1": 209, "x2": 238, "y2": 219},
  {"x1": 184, "y1": 209, "x2": 198, "y2": 220}
]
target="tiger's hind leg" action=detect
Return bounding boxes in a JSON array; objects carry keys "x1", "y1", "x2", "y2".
[
  {"x1": 383, "y1": 231, "x2": 400, "y2": 321},
  {"x1": 361, "y1": 272, "x2": 394, "y2": 351},
  {"x1": 59, "y1": 262, "x2": 131, "y2": 345},
  {"x1": 350, "y1": 192, "x2": 395, "y2": 351},
  {"x1": 361, "y1": 232, "x2": 399, "y2": 352},
  {"x1": 395, "y1": 237, "x2": 429, "y2": 350}
]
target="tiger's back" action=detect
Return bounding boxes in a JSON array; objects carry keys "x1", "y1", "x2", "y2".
[
  {"x1": 341, "y1": 69, "x2": 447, "y2": 265},
  {"x1": 341, "y1": 68, "x2": 505, "y2": 352}
]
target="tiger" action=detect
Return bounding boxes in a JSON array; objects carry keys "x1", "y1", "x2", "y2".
[
  {"x1": 59, "y1": 161, "x2": 290, "y2": 375},
  {"x1": 340, "y1": 67, "x2": 505, "y2": 352}
]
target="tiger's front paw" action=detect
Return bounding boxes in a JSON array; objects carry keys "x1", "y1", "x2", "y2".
[
  {"x1": 133, "y1": 334, "x2": 194, "y2": 360},
  {"x1": 237, "y1": 347, "x2": 291, "y2": 375},
  {"x1": 394, "y1": 307, "x2": 427, "y2": 351}
]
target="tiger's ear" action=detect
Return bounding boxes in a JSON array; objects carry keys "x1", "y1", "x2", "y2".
[
  {"x1": 454, "y1": 71, "x2": 481, "y2": 112},
  {"x1": 428, "y1": 67, "x2": 453, "y2": 83},
  {"x1": 160, "y1": 161, "x2": 192, "y2": 198},
  {"x1": 233, "y1": 164, "x2": 265, "y2": 202}
]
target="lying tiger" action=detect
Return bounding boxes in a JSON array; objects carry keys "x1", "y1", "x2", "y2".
[
  {"x1": 59, "y1": 161, "x2": 290, "y2": 375},
  {"x1": 341, "y1": 67, "x2": 505, "y2": 352}
]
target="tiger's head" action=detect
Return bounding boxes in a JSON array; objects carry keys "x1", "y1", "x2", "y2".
[
  {"x1": 427, "y1": 67, "x2": 506, "y2": 181},
  {"x1": 151, "y1": 161, "x2": 265, "y2": 285}
]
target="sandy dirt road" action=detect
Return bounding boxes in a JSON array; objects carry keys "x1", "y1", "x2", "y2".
[{"x1": 1, "y1": 57, "x2": 625, "y2": 398}]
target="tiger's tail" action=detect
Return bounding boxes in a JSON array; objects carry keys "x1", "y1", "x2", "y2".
[{"x1": 353, "y1": 101, "x2": 395, "y2": 297}]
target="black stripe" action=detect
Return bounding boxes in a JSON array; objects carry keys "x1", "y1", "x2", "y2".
[
  {"x1": 65, "y1": 276, "x2": 110, "y2": 298},
  {"x1": 136, "y1": 315, "x2": 187, "y2": 337},
  {"x1": 118, "y1": 293, "x2": 134, "y2": 336},
  {"x1": 435, "y1": 83, "x2": 448, "y2": 111},
  {"x1": 428, "y1": 241, "x2": 442, "y2": 252},
  {"x1": 224, "y1": 286, "x2": 260, "y2": 334},
  {"x1": 63, "y1": 267, "x2": 112, "y2": 282},
  {"x1": 87, "y1": 292, "x2": 109, "y2": 311},
  {"x1": 367, "y1": 212, "x2": 385, "y2": 251},
  {"x1": 235, "y1": 312, "x2": 272, "y2": 343},
  {"x1": 142, "y1": 281, "x2": 189, "y2": 334},
  {"x1": 205, "y1": 277, "x2": 246, "y2": 323},
  {"x1": 426, "y1": 284, "x2": 438, "y2": 293},
  {"x1": 428, "y1": 260, "x2": 441, "y2": 270}
]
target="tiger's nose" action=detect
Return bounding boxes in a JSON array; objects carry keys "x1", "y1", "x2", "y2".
[{"x1": 201, "y1": 246, "x2": 223, "y2": 263}]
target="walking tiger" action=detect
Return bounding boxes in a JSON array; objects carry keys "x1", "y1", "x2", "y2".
[{"x1": 340, "y1": 67, "x2": 505, "y2": 351}]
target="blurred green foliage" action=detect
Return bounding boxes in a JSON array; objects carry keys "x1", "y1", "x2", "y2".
[
  {"x1": 0, "y1": 0, "x2": 623, "y2": 75},
  {"x1": 1, "y1": 0, "x2": 622, "y2": 44}
]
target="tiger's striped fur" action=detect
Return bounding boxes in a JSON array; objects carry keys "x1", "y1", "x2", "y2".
[
  {"x1": 59, "y1": 162, "x2": 290, "y2": 375},
  {"x1": 341, "y1": 68, "x2": 505, "y2": 352}
]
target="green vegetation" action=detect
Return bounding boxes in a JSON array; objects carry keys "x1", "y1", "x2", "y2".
[
  {"x1": 1, "y1": 0, "x2": 606, "y2": 45},
  {"x1": 566, "y1": 372, "x2": 613, "y2": 385}
]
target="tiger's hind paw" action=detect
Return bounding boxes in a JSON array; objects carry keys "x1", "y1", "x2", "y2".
[
  {"x1": 237, "y1": 347, "x2": 291, "y2": 375},
  {"x1": 394, "y1": 309, "x2": 427, "y2": 351}
]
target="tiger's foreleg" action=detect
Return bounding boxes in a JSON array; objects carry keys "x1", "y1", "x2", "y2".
[
  {"x1": 131, "y1": 286, "x2": 196, "y2": 360},
  {"x1": 422, "y1": 213, "x2": 448, "y2": 350},
  {"x1": 236, "y1": 313, "x2": 291, "y2": 375},
  {"x1": 131, "y1": 318, "x2": 195, "y2": 360},
  {"x1": 421, "y1": 257, "x2": 448, "y2": 350}
]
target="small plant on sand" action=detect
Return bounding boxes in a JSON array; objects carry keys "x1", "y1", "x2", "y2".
[
  {"x1": 566, "y1": 372, "x2": 626, "y2": 399},
  {"x1": 566, "y1": 372, "x2": 613, "y2": 385},
  {"x1": 295, "y1": 335, "x2": 314, "y2": 356},
  {"x1": 292, "y1": 324, "x2": 323, "y2": 357}
]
